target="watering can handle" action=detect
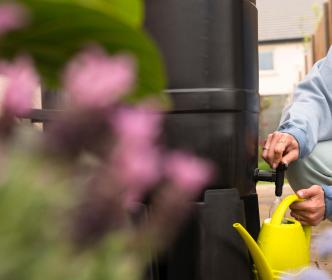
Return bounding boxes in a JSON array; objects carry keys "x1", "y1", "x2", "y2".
[{"x1": 270, "y1": 194, "x2": 303, "y2": 225}]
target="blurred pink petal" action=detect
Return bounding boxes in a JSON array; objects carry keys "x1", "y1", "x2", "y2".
[
  {"x1": 314, "y1": 228, "x2": 332, "y2": 258},
  {"x1": 0, "y1": 3, "x2": 28, "y2": 35},
  {"x1": 111, "y1": 145, "x2": 161, "y2": 205},
  {"x1": 164, "y1": 151, "x2": 214, "y2": 194},
  {"x1": 0, "y1": 57, "x2": 39, "y2": 116},
  {"x1": 63, "y1": 47, "x2": 136, "y2": 108},
  {"x1": 281, "y1": 267, "x2": 331, "y2": 280},
  {"x1": 112, "y1": 106, "x2": 163, "y2": 146}
]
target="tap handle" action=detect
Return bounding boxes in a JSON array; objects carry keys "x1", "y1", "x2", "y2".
[
  {"x1": 254, "y1": 168, "x2": 276, "y2": 182},
  {"x1": 275, "y1": 163, "x2": 288, "y2": 197}
]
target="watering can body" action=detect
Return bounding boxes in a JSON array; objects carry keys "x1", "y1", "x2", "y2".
[
  {"x1": 258, "y1": 218, "x2": 310, "y2": 272},
  {"x1": 233, "y1": 194, "x2": 311, "y2": 280}
]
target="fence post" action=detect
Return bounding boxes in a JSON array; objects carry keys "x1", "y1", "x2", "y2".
[
  {"x1": 323, "y1": 2, "x2": 330, "y2": 52},
  {"x1": 329, "y1": 0, "x2": 332, "y2": 46}
]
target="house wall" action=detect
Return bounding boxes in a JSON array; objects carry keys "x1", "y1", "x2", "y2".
[
  {"x1": 258, "y1": 41, "x2": 309, "y2": 142},
  {"x1": 259, "y1": 42, "x2": 307, "y2": 96}
]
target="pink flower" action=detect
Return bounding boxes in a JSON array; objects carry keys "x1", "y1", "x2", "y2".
[
  {"x1": 0, "y1": 56, "x2": 39, "y2": 116},
  {"x1": 0, "y1": 3, "x2": 28, "y2": 36},
  {"x1": 164, "y1": 151, "x2": 214, "y2": 194},
  {"x1": 281, "y1": 267, "x2": 331, "y2": 280},
  {"x1": 63, "y1": 47, "x2": 136, "y2": 109},
  {"x1": 314, "y1": 228, "x2": 332, "y2": 258},
  {"x1": 110, "y1": 145, "x2": 161, "y2": 206},
  {"x1": 111, "y1": 106, "x2": 163, "y2": 146}
]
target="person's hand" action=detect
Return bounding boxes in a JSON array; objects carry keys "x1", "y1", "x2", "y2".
[
  {"x1": 262, "y1": 131, "x2": 299, "y2": 169},
  {"x1": 290, "y1": 185, "x2": 326, "y2": 226}
]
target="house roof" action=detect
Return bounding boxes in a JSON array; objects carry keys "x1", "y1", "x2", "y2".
[{"x1": 257, "y1": 0, "x2": 325, "y2": 42}]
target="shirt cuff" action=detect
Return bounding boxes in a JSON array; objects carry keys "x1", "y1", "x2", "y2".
[
  {"x1": 321, "y1": 185, "x2": 332, "y2": 220},
  {"x1": 278, "y1": 125, "x2": 309, "y2": 158}
]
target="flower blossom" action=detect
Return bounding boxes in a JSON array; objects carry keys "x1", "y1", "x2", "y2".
[
  {"x1": 111, "y1": 106, "x2": 163, "y2": 146},
  {"x1": 110, "y1": 145, "x2": 161, "y2": 207},
  {"x1": 0, "y1": 56, "x2": 39, "y2": 116},
  {"x1": 63, "y1": 47, "x2": 136, "y2": 109},
  {"x1": 164, "y1": 151, "x2": 214, "y2": 194},
  {"x1": 314, "y1": 228, "x2": 332, "y2": 258},
  {"x1": 281, "y1": 267, "x2": 331, "y2": 280},
  {"x1": 0, "y1": 3, "x2": 28, "y2": 36},
  {"x1": 110, "y1": 105, "x2": 164, "y2": 208}
]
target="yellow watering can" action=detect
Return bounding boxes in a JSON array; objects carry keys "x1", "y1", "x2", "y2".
[{"x1": 233, "y1": 194, "x2": 311, "y2": 280}]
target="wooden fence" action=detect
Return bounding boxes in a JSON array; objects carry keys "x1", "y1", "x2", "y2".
[{"x1": 309, "y1": 0, "x2": 332, "y2": 70}]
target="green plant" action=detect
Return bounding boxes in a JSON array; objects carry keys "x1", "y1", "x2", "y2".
[
  {"x1": 0, "y1": 0, "x2": 169, "y2": 104},
  {"x1": 0, "y1": 1, "x2": 215, "y2": 279}
]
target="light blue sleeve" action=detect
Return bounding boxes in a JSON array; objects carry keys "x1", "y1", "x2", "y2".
[
  {"x1": 321, "y1": 185, "x2": 332, "y2": 220},
  {"x1": 278, "y1": 46, "x2": 332, "y2": 158}
]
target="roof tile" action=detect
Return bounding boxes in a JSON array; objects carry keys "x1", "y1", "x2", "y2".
[{"x1": 257, "y1": 0, "x2": 325, "y2": 41}]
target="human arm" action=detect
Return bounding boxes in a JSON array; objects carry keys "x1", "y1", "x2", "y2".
[
  {"x1": 321, "y1": 185, "x2": 332, "y2": 220},
  {"x1": 279, "y1": 49, "x2": 332, "y2": 158},
  {"x1": 263, "y1": 47, "x2": 332, "y2": 168}
]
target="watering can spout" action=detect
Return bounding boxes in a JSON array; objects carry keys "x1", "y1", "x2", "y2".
[{"x1": 233, "y1": 223, "x2": 274, "y2": 280}]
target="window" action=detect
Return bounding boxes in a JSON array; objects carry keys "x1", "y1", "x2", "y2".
[{"x1": 259, "y1": 51, "x2": 274, "y2": 71}]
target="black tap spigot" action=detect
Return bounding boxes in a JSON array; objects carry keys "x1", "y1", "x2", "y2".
[
  {"x1": 275, "y1": 163, "x2": 288, "y2": 197},
  {"x1": 254, "y1": 163, "x2": 288, "y2": 197}
]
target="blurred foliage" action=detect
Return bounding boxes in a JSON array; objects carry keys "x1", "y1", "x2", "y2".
[
  {"x1": 0, "y1": 0, "x2": 169, "y2": 105},
  {"x1": 258, "y1": 145, "x2": 271, "y2": 171},
  {"x1": 0, "y1": 1, "x2": 178, "y2": 279},
  {"x1": 0, "y1": 1, "x2": 219, "y2": 279},
  {"x1": 0, "y1": 129, "x2": 144, "y2": 280},
  {"x1": 260, "y1": 96, "x2": 272, "y2": 112}
]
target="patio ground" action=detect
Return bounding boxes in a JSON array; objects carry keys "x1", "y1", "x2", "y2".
[{"x1": 256, "y1": 183, "x2": 332, "y2": 275}]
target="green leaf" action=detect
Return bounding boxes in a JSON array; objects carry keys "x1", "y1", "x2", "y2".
[
  {"x1": 0, "y1": 1, "x2": 168, "y2": 104},
  {"x1": 22, "y1": 0, "x2": 144, "y2": 28},
  {"x1": 77, "y1": 0, "x2": 144, "y2": 28}
]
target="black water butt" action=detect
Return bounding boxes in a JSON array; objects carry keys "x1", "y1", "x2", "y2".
[{"x1": 144, "y1": 0, "x2": 259, "y2": 279}]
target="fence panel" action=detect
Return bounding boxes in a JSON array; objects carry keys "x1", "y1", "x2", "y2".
[
  {"x1": 312, "y1": 2, "x2": 330, "y2": 62},
  {"x1": 310, "y1": 1, "x2": 331, "y2": 68}
]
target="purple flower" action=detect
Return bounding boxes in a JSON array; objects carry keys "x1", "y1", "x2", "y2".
[
  {"x1": 110, "y1": 144, "x2": 162, "y2": 206},
  {"x1": 0, "y1": 56, "x2": 39, "y2": 116},
  {"x1": 63, "y1": 47, "x2": 136, "y2": 109},
  {"x1": 0, "y1": 3, "x2": 28, "y2": 36},
  {"x1": 164, "y1": 151, "x2": 214, "y2": 194},
  {"x1": 314, "y1": 228, "x2": 332, "y2": 258},
  {"x1": 281, "y1": 267, "x2": 331, "y2": 280},
  {"x1": 111, "y1": 106, "x2": 163, "y2": 146}
]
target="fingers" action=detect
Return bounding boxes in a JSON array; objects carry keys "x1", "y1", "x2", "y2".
[
  {"x1": 262, "y1": 133, "x2": 272, "y2": 163},
  {"x1": 289, "y1": 185, "x2": 325, "y2": 226},
  {"x1": 267, "y1": 133, "x2": 287, "y2": 168},
  {"x1": 262, "y1": 131, "x2": 284, "y2": 168},
  {"x1": 296, "y1": 185, "x2": 324, "y2": 199},
  {"x1": 290, "y1": 209, "x2": 322, "y2": 226},
  {"x1": 262, "y1": 132, "x2": 299, "y2": 169},
  {"x1": 282, "y1": 148, "x2": 299, "y2": 167},
  {"x1": 290, "y1": 211, "x2": 310, "y2": 225}
]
